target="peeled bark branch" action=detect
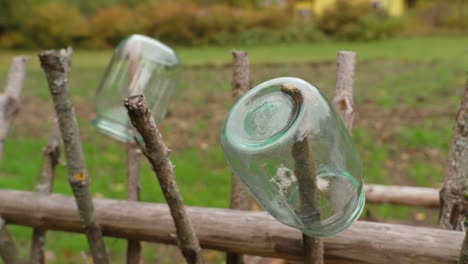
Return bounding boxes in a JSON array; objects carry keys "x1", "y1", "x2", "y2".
[
  {"x1": 38, "y1": 48, "x2": 109, "y2": 264},
  {"x1": 124, "y1": 95, "x2": 204, "y2": 264},
  {"x1": 439, "y1": 78, "x2": 468, "y2": 231},
  {"x1": 333, "y1": 51, "x2": 356, "y2": 132},
  {"x1": 30, "y1": 123, "x2": 61, "y2": 264},
  {"x1": 231, "y1": 50, "x2": 251, "y2": 101},
  {"x1": 126, "y1": 143, "x2": 142, "y2": 264},
  {"x1": 227, "y1": 50, "x2": 251, "y2": 264},
  {"x1": 0, "y1": 190, "x2": 463, "y2": 264},
  {"x1": 365, "y1": 184, "x2": 439, "y2": 207},
  {"x1": 0, "y1": 56, "x2": 28, "y2": 160}
]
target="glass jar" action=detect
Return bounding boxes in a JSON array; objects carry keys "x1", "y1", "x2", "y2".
[
  {"x1": 93, "y1": 34, "x2": 181, "y2": 142},
  {"x1": 221, "y1": 77, "x2": 365, "y2": 237}
]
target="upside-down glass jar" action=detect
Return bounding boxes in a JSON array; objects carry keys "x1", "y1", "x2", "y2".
[
  {"x1": 221, "y1": 77, "x2": 365, "y2": 237},
  {"x1": 93, "y1": 34, "x2": 181, "y2": 142}
]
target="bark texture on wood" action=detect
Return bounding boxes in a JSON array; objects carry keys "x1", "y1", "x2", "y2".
[
  {"x1": 333, "y1": 51, "x2": 355, "y2": 132},
  {"x1": 124, "y1": 95, "x2": 204, "y2": 264},
  {"x1": 0, "y1": 190, "x2": 463, "y2": 264},
  {"x1": 0, "y1": 56, "x2": 28, "y2": 160},
  {"x1": 365, "y1": 184, "x2": 439, "y2": 207},
  {"x1": 293, "y1": 134, "x2": 323, "y2": 264},
  {"x1": 227, "y1": 49, "x2": 251, "y2": 264},
  {"x1": 229, "y1": 50, "x2": 252, "y2": 212},
  {"x1": 38, "y1": 48, "x2": 109, "y2": 264},
  {"x1": 439, "y1": 79, "x2": 468, "y2": 231},
  {"x1": 126, "y1": 143, "x2": 142, "y2": 264},
  {"x1": 460, "y1": 229, "x2": 468, "y2": 264},
  {"x1": 125, "y1": 43, "x2": 143, "y2": 264},
  {"x1": 283, "y1": 84, "x2": 323, "y2": 264},
  {"x1": 0, "y1": 217, "x2": 23, "y2": 264},
  {"x1": 231, "y1": 50, "x2": 250, "y2": 101},
  {"x1": 30, "y1": 123, "x2": 61, "y2": 264}
]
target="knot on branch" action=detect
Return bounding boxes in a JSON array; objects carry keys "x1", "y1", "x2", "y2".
[
  {"x1": 38, "y1": 50, "x2": 68, "y2": 73},
  {"x1": 124, "y1": 95, "x2": 146, "y2": 111},
  {"x1": 3, "y1": 96, "x2": 20, "y2": 120},
  {"x1": 71, "y1": 172, "x2": 88, "y2": 185},
  {"x1": 333, "y1": 94, "x2": 354, "y2": 115}
]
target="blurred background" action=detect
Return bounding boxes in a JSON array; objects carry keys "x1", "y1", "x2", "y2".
[
  {"x1": 0, "y1": 0, "x2": 467, "y2": 263},
  {"x1": 0, "y1": 0, "x2": 466, "y2": 48}
]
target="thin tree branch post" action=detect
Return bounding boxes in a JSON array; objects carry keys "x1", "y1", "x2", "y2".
[
  {"x1": 126, "y1": 143, "x2": 142, "y2": 264},
  {"x1": 443, "y1": 78, "x2": 468, "y2": 264},
  {"x1": 38, "y1": 48, "x2": 110, "y2": 264},
  {"x1": 230, "y1": 50, "x2": 251, "y2": 212},
  {"x1": 333, "y1": 51, "x2": 356, "y2": 132},
  {"x1": 440, "y1": 77, "x2": 468, "y2": 231},
  {"x1": 0, "y1": 56, "x2": 28, "y2": 160},
  {"x1": 293, "y1": 135, "x2": 323, "y2": 264},
  {"x1": 461, "y1": 227, "x2": 468, "y2": 264},
  {"x1": 125, "y1": 38, "x2": 143, "y2": 264},
  {"x1": 30, "y1": 123, "x2": 61, "y2": 264},
  {"x1": 124, "y1": 95, "x2": 204, "y2": 264},
  {"x1": 282, "y1": 85, "x2": 323, "y2": 264},
  {"x1": 0, "y1": 217, "x2": 23, "y2": 264},
  {"x1": 227, "y1": 50, "x2": 251, "y2": 264}
]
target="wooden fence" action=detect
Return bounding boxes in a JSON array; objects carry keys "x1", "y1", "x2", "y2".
[{"x1": 0, "y1": 48, "x2": 466, "y2": 264}]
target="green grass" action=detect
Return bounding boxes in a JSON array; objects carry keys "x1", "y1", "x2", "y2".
[
  {"x1": 1, "y1": 35, "x2": 468, "y2": 68},
  {"x1": 0, "y1": 35, "x2": 467, "y2": 262}
]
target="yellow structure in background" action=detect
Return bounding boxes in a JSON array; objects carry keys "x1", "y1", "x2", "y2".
[{"x1": 295, "y1": 0, "x2": 406, "y2": 17}]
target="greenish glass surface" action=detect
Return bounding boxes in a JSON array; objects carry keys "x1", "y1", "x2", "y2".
[
  {"x1": 93, "y1": 34, "x2": 181, "y2": 142},
  {"x1": 221, "y1": 77, "x2": 365, "y2": 237}
]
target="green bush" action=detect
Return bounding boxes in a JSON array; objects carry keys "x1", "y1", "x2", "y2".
[
  {"x1": 138, "y1": 1, "x2": 201, "y2": 45},
  {"x1": 87, "y1": 5, "x2": 142, "y2": 48},
  {"x1": 0, "y1": 32, "x2": 30, "y2": 49},
  {"x1": 317, "y1": 1, "x2": 402, "y2": 41},
  {"x1": 404, "y1": 0, "x2": 468, "y2": 35},
  {"x1": 1, "y1": 1, "x2": 305, "y2": 48},
  {"x1": 17, "y1": 3, "x2": 89, "y2": 48},
  {"x1": 190, "y1": 4, "x2": 253, "y2": 44}
]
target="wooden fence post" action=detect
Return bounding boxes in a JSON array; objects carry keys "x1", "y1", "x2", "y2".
[
  {"x1": 38, "y1": 48, "x2": 110, "y2": 264},
  {"x1": 125, "y1": 38, "x2": 143, "y2": 264},
  {"x1": 439, "y1": 78, "x2": 468, "y2": 263},
  {"x1": 0, "y1": 217, "x2": 23, "y2": 264},
  {"x1": 280, "y1": 84, "x2": 323, "y2": 264},
  {"x1": 30, "y1": 123, "x2": 61, "y2": 264},
  {"x1": 0, "y1": 56, "x2": 28, "y2": 160},
  {"x1": 333, "y1": 51, "x2": 356, "y2": 133},
  {"x1": 126, "y1": 143, "x2": 142, "y2": 264},
  {"x1": 0, "y1": 55, "x2": 28, "y2": 264},
  {"x1": 125, "y1": 95, "x2": 204, "y2": 264},
  {"x1": 439, "y1": 77, "x2": 468, "y2": 231},
  {"x1": 227, "y1": 50, "x2": 251, "y2": 264}
]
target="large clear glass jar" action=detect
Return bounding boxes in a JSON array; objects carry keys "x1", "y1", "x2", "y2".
[
  {"x1": 221, "y1": 77, "x2": 365, "y2": 237},
  {"x1": 93, "y1": 34, "x2": 181, "y2": 142}
]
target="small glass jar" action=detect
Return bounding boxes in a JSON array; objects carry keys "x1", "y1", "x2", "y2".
[
  {"x1": 221, "y1": 77, "x2": 365, "y2": 237},
  {"x1": 93, "y1": 34, "x2": 181, "y2": 142}
]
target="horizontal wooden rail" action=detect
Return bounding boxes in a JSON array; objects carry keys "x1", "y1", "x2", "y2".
[
  {"x1": 0, "y1": 189, "x2": 460, "y2": 263},
  {"x1": 364, "y1": 184, "x2": 440, "y2": 207}
]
